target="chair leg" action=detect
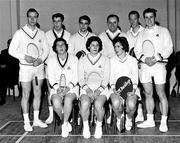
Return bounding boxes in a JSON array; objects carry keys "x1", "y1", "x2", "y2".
[{"x1": 53, "y1": 111, "x2": 62, "y2": 133}]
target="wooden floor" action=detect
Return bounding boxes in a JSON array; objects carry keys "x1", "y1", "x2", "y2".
[{"x1": 1, "y1": 93, "x2": 180, "y2": 143}]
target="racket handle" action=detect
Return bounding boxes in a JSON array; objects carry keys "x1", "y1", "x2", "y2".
[{"x1": 35, "y1": 76, "x2": 38, "y2": 86}]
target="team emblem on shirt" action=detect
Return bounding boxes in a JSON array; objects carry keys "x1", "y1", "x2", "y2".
[
  {"x1": 67, "y1": 66, "x2": 71, "y2": 70},
  {"x1": 39, "y1": 39, "x2": 42, "y2": 43},
  {"x1": 156, "y1": 34, "x2": 159, "y2": 37},
  {"x1": 99, "y1": 65, "x2": 102, "y2": 68}
]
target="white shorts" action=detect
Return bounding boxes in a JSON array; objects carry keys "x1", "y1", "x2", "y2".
[
  {"x1": 80, "y1": 87, "x2": 110, "y2": 100},
  {"x1": 139, "y1": 63, "x2": 167, "y2": 84},
  {"x1": 50, "y1": 85, "x2": 79, "y2": 100},
  {"x1": 19, "y1": 64, "x2": 45, "y2": 82}
]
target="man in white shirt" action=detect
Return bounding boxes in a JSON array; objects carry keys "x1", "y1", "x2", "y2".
[
  {"x1": 99, "y1": 14, "x2": 127, "y2": 58},
  {"x1": 126, "y1": 10, "x2": 144, "y2": 123},
  {"x1": 9, "y1": 8, "x2": 49, "y2": 132},
  {"x1": 68, "y1": 15, "x2": 96, "y2": 56},
  {"x1": 134, "y1": 8, "x2": 173, "y2": 132},
  {"x1": 45, "y1": 13, "x2": 71, "y2": 124}
]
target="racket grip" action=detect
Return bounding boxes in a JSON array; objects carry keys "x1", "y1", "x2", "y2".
[{"x1": 35, "y1": 76, "x2": 38, "y2": 86}]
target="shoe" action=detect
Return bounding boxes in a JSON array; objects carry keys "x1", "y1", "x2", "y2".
[
  {"x1": 24, "y1": 123, "x2": 33, "y2": 132},
  {"x1": 125, "y1": 117, "x2": 132, "y2": 131},
  {"x1": 83, "y1": 125, "x2": 91, "y2": 139},
  {"x1": 61, "y1": 123, "x2": 69, "y2": 138},
  {"x1": 45, "y1": 116, "x2": 53, "y2": 124},
  {"x1": 135, "y1": 115, "x2": 144, "y2": 122},
  {"x1": 94, "y1": 124, "x2": 102, "y2": 139},
  {"x1": 116, "y1": 114, "x2": 124, "y2": 131},
  {"x1": 33, "y1": 120, "x2": 48, "y2": 128},
  {"x1": 137, "y1": 120, "x2": 155, "y2": 128},
  {"x1": 159, "y1": 123, "x2": 168, "y2": 132},
  {"x1": 67, "y1": 122, "x2": 72, "y2": 132}
]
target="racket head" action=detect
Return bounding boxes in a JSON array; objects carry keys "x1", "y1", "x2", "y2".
[
  {"x1": 27, "y1": 43, "x2": 39, "y2": 58},
  {"x1": 115, "y1": 76, "x2": 133, "y2": 100},
  {"x1": 76, "y1": 50, "x2": 86, "y2": 59},
  {"x1": 87, "y1": 72, "x2": 102, "y2": 91},
  {"x1": 142, "y1": 40, "x2": 154, "y2": 57}
]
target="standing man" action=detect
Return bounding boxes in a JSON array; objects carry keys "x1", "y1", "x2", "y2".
[
  {"x1": 68, "y1": 15, "x2": 96, "y2": 56},
  {"x1": 45, "y1": 13, "x2": 71, "y2": 124},
  {"x1": 134, "y1": 8, "x2": 173, "y2": 132},
  {"x1": 99, "y1": 14, "x2": 126, "y2": 58},
  {"x1": 9, "y1": 8, "x2": 49, "y2": 132},
  {"x1": 126, "y1": 10, "x2": 144, "y2": 123}
]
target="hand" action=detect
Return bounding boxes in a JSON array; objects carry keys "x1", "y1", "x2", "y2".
[
  {"x1": 33, "y1": 58, "x2": 42, "y2": 67},
  {"x1": 63, "y1": 86, "x2": 70, "y2": 94},
  {"x1": 86, "y1": 88, "x2": 94, "y2": 101},
  {"x1": 145, "y1": 57, "x2": 156, "y2": 66},
  {"x1": 113, "y1": 88, "x2": 119, "y2": 95},
  {"x1": 25, "y1": 55, "x2": 36, "y2": 63},
  {"x1": 94, "y1": 89, "x2": 101, "y2": 99},
  {"x1": 57, "y1": 87, "x2": 67, "y2": 97}
]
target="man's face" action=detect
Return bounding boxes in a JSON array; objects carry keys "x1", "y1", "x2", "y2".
[
  {"x1": 144, "y1": 12, "x2": 155, "y2": 28},
  {"x1": 107, "y1": 16, "x2": 119, "y2": 33},
  {"x1": 129, "y1": 14, "x2": 139, "y2": 29},
  {"x1": 79, "y1": 19, "x2": 89, "y2": 33},
  {"x1": 53, "y1": 17, "x2": 63, "y2": 31},
  {"x1": 27, "y1": 12, "x2": 38, "y2": 27}
]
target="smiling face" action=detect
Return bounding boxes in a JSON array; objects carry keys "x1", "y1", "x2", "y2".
[
  {"x1": 107, "y1": 16, "x2": 119, "y2": 33},
  {"x1": 56, "y1": 41, "x2": 67, "y2": 55},
  {"x1": 114, "y1": 41, "x2": 125, "y2": 57},
  {"x1": 144, "y1": 12, "x2": 155, "y2": 28},
  {"x1": 27, "y1": 11, "x2": 38, "y2": 27},
  {"x1": 89, "y1": 41, "x2": 100, "y2": 55}
]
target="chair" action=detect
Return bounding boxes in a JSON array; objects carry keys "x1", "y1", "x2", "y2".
[
  {"x1": 172, "y1": 51, "x2": 180, "y2": 97},
  {"x1": 107, "y1": 100, "x2": 136, "y2": 134}
]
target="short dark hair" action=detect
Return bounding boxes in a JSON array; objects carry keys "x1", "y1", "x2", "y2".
[
  {"x1": 128, "y1": 10, "x2": 140, "y2": 19},
  {"x1": 52, "y1": 13, "x2": 64, "y2": 22},
  {"x1": 107, "y1": 14, "x2": 119, "y2": 22},
  {"x1": 112, "y1": 37, "x2": 129, "y2": 53},
  {"x1": 52, "y1": 38, "x2": 68, "y2": 53},
  {"x1": 27, "y1": 8, "x2": 39, "y2": 17},
  {"x1": 86, "y1": 36, "x2": 103, "y2": 52},
  {"x1": 79, "y1": 15, "x2": 91, "y2": 24},
  {"x1": 143, "y1": 8, "x2": 157, "y2": 18}
]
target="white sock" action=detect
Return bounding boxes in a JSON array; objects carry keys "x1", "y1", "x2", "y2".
[
  {"x1": 126, "y1": 115, "x2": 132, "y2": 121},
  {"x1": 96, "y1": 121, "x2": 102, "y2": 127},
  {"x1": 34, "y1": 110, "x2": 39, "y2": 121},
  {"x1": 161, "y1": 115, "x2": 167, "y2": 124},
  {"x1": 147, "y1": 114, "x2": 154, "y2": 122},
  {"x1": 83, "y1": 120, "x2": 89, "y2": 128},
  {"x1": 23, "y1": 113, "x2": 30, "y2": 124},
  {"x1": 137, "y1": 108, "x2": 143, "y2": 116},
  {"x1": 49, "y1": 106, "x2": 53, "y2": 118}
]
